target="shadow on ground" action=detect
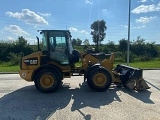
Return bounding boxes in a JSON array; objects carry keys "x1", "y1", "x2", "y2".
[{"x1": 0, "y1": 82, "x2": 153, "y2": 120}]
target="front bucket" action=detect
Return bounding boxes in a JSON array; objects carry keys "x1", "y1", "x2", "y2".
[{"x1": 114, "y1": 64, "x2": 150, "y2": 90}]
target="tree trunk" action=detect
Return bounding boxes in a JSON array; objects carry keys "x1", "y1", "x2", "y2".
[{"x1": 96, "y1": 36, "x2": 99, "y2": 52}]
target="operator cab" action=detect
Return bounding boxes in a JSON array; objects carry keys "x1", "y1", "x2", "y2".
[{"x1": 38, "y1": 30, "x2": 79, "y2": 65}]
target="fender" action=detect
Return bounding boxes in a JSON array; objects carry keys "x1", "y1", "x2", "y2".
[
  {"x1": 84, "y1": 63, "x2": 101, "y2": 82},
  {"x1": 32, "y1": 64, "x2": 63, "y2": 81}
]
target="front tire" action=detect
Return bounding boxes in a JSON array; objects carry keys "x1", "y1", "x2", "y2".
[
  {"x1": 34, "y1": 70, "x2": 61, "y2": 93},
  {"x1": 87, "y1": 67, "x2": 112, "y2": 92}
]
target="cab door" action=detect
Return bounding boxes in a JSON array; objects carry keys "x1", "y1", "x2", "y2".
[{"x1": 49, "y1": 31, "x2": 69, "y2": 65}]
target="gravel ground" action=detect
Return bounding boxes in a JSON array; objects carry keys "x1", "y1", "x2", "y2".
[{"x1": 0, "y1": 70, "x2": 160, "y2": 120}]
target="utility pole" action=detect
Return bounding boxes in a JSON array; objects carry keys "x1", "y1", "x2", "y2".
[{"x1": 127, "y1": 0, "x2": 131, "y2": 66}]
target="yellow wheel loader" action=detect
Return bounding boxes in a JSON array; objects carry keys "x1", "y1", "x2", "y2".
[{"x1": 19, "y1": 30, "x2": 150, "y2": 93}]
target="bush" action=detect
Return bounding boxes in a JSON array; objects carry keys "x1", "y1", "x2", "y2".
[
  {"x1": 130, "y1": 36, "x2": 158, "y2": 58},
  {"x1": 115, "y1": 52, "x2": 125, "y2": 63},
  {"x1": 102, "y1": 46, "x2": 109, "y2": 53},
  {"x1": 135, "y1": 53, "x2": 152, "y2": 62},
  {"x1": 126, "y1": 52, "x2": 137, "y2": 63},
  {"x1": 115, "y1": 52, "x2": 138, "y2": 63},
  {"x1": 0, "y1": 36, "x2": 34, "y2": 63},
  {"x1": 8, "y1": 52, "x2": 21, "y2": 65}
]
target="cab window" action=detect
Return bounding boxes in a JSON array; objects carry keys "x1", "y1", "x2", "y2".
[{"x1": 49, "y1": 32, "x2": 69, "y2": 64}]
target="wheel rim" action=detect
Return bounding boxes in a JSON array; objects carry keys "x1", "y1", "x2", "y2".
[
  {"x1": 40, "y1": 74, "x2": 55, "y2": 88},
  {"x1": 93, "y1": 73, "x2": 107, "y2": 87}
]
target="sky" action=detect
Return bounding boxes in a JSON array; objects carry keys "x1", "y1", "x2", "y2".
[{"x1": 0, "y1": 0, "x2": 160, "y2": 45}]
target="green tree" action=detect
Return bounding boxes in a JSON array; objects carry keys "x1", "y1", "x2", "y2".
[
  {"x1": 83, "y1": 39, "x2": 90, "y2": 50},
  {"x1": 72, "y1": 39, "x2": 77, "y2": 46},
  {"x1": 83, "y1": 39, "x2": 90, "y2": 45},
  {"x1": 14, "y1": 36, "x2": 33, "y2": 55},
  {"x1": 76, "y1": 38, "x2": 82, "y2": 46},
  {"x1": 91, "y1": 20, "x2": 107, "y2": 52},
  {"x1": 131, "y1": 36, "x2": 146, "y2": 56},
  {"x1": 0, "y1": 36, "x2": 34, "y2": 64},
  {"x1": 0, "y1": 42, "x2": 13, "y2": 61},
  {"x1": 130, "y1": 36, "x2": 158, "y2": 61},
  {"x1": 106, "y1": 40, "x2": 116, "y2": 52},
  {"x1": 72, "y1": 38, "x2": 82, "y2": 46},
  {"x1": 118, "y1": 38, "x2": 128, "y2": 52}
]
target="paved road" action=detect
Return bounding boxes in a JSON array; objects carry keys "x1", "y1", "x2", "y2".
[{"x1": 0, "y1": 70, "x2": 160, "y2": 120}]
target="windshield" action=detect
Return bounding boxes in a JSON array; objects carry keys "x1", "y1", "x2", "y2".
[{"x1": 41, "y1": 32, "x2": 47, "y2": 51}]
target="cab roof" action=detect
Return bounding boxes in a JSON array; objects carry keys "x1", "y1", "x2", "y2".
[{"x1": 38, "y1": 30, "x2": 70, "y2": 32}]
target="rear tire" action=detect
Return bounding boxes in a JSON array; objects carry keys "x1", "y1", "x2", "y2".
[
  {"x1": 34, "y1": 70, "x2": 61, "y2": 93},
  {"x1": 87, "y1": 67, "x2": 112, "y2": 92}
]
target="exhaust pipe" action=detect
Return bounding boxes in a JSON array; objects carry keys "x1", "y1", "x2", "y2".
[{"x1": 114, "y1": 64, "x2": 150, "y2": 90}]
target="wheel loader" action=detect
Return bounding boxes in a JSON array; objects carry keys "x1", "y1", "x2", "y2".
[{"x1": 19, "y1": 30, "x2": 150, "y2": 93}]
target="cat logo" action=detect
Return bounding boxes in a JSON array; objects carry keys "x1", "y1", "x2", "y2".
[
  {"x1": 30, "y1": 60, "x2": 38, "y2": 65},
  {"x1": 24, "y1": 57, "x2": 38, "y2": 65}
]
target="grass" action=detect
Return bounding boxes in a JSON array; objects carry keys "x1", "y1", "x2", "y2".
[
  {"x1": 115, "y1": 59, "x2": 160, "y2": 69},
  {"x1": 0, "y1": 59, "x2": 159, "y2": 72},
  {"x1": 0, "y1": 62, "x2": 19, "y2": 72}
]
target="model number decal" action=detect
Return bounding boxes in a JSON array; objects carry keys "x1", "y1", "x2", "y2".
[{"x1": 24, "y1": 58, "x2": 38, "y2": 65}]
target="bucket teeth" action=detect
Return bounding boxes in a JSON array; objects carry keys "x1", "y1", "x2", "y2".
[
  {"x1": 125, "y1": 77, "x2": 150, "y2": 91},
  {"x1": 125, "y1": 79, "x2": 135, "y2": 90},
  {"x1": 135, "y1": 78, "x2": 150, "y2": 90}
]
